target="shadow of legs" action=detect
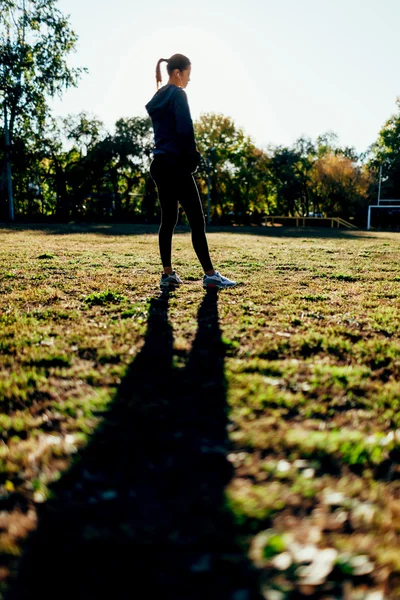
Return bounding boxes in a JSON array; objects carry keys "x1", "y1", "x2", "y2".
[{"x1": 7, "y1": 289, "x2": 259, "y2": 600}]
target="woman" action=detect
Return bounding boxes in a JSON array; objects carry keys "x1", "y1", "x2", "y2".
[{"x1": 145, "y1": 53, "x2": 237, "y2": 289}]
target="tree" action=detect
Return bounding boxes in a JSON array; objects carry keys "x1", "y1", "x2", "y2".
[
  {"x1": 0, "y1": 0, "x2": 85, "y2": 218},
  {"x1": 194, "y1": 114, "x2": 244, "y2": 216},
  {"x1": 63, "y1": 112, "x2": 105, "y2": 156},
  {"x1": 194, "y1": 113, "x2": 270, "y2": 221},
  {"x1": 368, "y1": 99, "x2": 400, "y2": 201},
  {"x1": 112, "y1": 117, "x2": 153, "y2": 217},
  {"x1": 310, "y1": 153, "x2": 370, "y2": 220},
  {"x1": 267, "y1": 146, "x2": 306, "y2": 216},
  {"x1": 44, "y1": 114, "x2": 155, "y2": 220},
  {"x1": 41, "y1": 116, "x2": 71, "y2": 219},
  {"x1": 230, "y1": 141, "x2": 271, "y2": 223}
]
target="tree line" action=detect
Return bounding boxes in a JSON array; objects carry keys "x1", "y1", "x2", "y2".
[{"x1": 1, "y1": 1, "x2": 400, "y2": 226}]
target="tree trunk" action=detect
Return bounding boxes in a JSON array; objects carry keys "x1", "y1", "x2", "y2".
[{"x1": 54, "y1": 160, "x2": 68, "y2": 220}]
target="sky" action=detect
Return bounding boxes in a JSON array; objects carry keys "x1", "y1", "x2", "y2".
[{"x1": 50, "y1": 0, "x2": 400, "y2": 155}]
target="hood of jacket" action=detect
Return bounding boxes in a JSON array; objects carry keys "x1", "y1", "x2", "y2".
[{"x1": 145, "y1": 84, "x2": 178, "y2": 119}]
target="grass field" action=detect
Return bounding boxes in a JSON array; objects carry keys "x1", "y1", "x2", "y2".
[{"x1": 0, "y1": 223, "x2": 400, "y2": 599}]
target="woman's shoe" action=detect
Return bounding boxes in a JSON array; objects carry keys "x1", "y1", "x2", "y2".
[
  {"x1": 203, "y1": 271, "x2": 237, "y2": 289},
  {"x1": 160, "y1": 272, "x2": 183, "y2": 287}
]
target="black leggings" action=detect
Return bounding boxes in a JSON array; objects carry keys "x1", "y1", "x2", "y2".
[{"x1": 150, "y1": 154, "x2": 214, "y2": 272}]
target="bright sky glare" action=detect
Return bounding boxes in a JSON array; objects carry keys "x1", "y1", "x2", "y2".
[{"x1": 50, "y1": 0, "x2": 400, "y2": 154}]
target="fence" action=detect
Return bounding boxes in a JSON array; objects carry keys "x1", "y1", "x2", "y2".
[{"x1": 265, "y1": 216, "x2": 357, "y2": 229}]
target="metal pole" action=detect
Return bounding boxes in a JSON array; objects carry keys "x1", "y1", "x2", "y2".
[
  {"x1": 378, "y1": 165, "x2": 382, "y2": 205},
  {"x1": 367, "y1": 206, "x2": 371, "y2": 230},
  {"x1": 206, "y1": 155, "x2": 211, "y2": 225},
  {"x1": 4, "y1": 103, "x2": 14, "y2": 221}
]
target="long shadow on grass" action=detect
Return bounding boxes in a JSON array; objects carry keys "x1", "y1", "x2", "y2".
[{"x1": 7, "y1": 289, "x2": 259, "y2": 600}]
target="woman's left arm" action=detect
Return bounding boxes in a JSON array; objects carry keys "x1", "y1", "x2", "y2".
[{"x1": 173, "y1": 89, "x2": 201, "y2": 170}]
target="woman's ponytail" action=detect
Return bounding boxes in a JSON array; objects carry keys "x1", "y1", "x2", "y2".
[
  {"x1": 155, "y1": 54, "x2": 191, "y2": 91},
  {"x1": 156, "y1": 58, "x2": 168, "y2": 91}
]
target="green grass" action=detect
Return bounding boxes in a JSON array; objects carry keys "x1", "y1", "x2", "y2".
[
  {"x1": 1, "y1": 223, "x2": 400, "y2": 597},
  {"x1": 83, "y1": 290, "x2": 127, "y2": 306}
]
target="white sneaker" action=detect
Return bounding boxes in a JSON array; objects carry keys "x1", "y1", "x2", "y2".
[
  {"x1": 160, "y1": 272, "x2": 183, "y2": 287},
  {"x1": 203, "y1": 271, "x2": 237, "y2": 289}
]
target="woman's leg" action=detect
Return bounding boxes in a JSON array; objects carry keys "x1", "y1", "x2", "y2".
[
  {"x1": 178, "y1": 172, "x2": 214, "y2": 273},
  {"x1": 150, "y1": 158, "x2": 179, "y2": 271}
]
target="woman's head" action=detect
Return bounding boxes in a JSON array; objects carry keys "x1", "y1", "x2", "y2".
[{"x1": 155, "y1": 54, "x2": 191, "y2": 91}]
